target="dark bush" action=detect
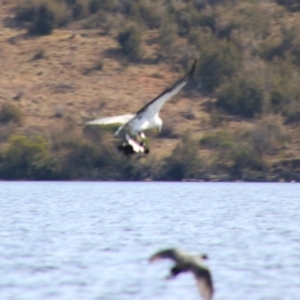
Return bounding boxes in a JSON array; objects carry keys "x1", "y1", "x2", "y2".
[
  {"x1": 0, "y1": 103, "x2": 24, "y2": 125},
  {"x1": 264, "y1": 59, "x2": 300, "y2": 121},
  {"x1": 89, "y1": 0, "x2": 116, "y2": 14},
  {"x1": 216, "y1": 74, "x2": 268, "y2": 118},
  {"x1": 251, "y1": 117, "x2": 287, "y2": 155},
  {"x1": 65, "y1": 0, "x2": 76, "y2": 5},
  {"x1": 283, "y1": 103, "x2": 300, "y2": 124},
  {"x1": 162, "y1": 133, "x2": 202, "y2": 180},
  {"x1": 200, "y1": 133, "x2": 220, "y2": 149},
  {"x1": 29, "y1": 4, "x2": 55, "y2": 36},
  {"x1": 14, "y1": 0, "x2": 68, "y2": 33},
  {"x1": 261, "y1": 25, "x2": 300, "y2": 62},
  {"x1": 276, "y1": 0, "x2": 300, "y2": 11},
  {"x1": 158, "y1": 17, "x2": 177, "y2": 58},
  {"x1": 174, "y1": 6, "x2": 194, "y2": 37},
  {"x1": 72, "y1": 3, "x2": 86, "y2": 20},
  {"x1": 139, "y1": 1, "x2": 162, "y2": 29},
  {"x1": 227, "y1": 145, "x2": 265, "y2": 180},
  {"x1": 0, "y1": 135, "x2": 57, "y2": 180},
  {"x1": 15, "y1": 4, "x2": 36, "y2": 23},
  {"x1": 195, "y1": 31, "x2": 241, "y2": 92},
  {"x1": 208, "y1": 133, "x2": 266, "y2": 180},
  {"x1": 61, "y1": 141, "x2": 110, "y2": 179},
  {"x1": 118, "y1": 24, "x2": 142, "y2": 61},
  {"x1": 200, "y1": 131, "x2": 233, "y2": 150}
]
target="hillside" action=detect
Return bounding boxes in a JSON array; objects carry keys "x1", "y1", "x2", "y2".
[
  {"x1": 0, "y1": 0, "x2": 207, "y2": 152},
  {"x1": 0, "y1": 0, "x2": 300, "y2": 181}
]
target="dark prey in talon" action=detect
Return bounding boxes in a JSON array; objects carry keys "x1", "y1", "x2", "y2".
[
  {"x1": 117, "y1": 143, "x2": 135, "y2": 156},
  {"x1": 117, "y1": 134, "x2": 150, "y2": 156},
  {"x1": 149, "y1": 248, "x2": 214, "y2": 300},
  {"x1": 117, "y1": 142, "x2": 149, "y2": 156}
]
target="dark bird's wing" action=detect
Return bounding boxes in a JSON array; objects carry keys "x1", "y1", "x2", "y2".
[
  {"x1": 136, "y1": 60, "x2": 197, "y2": 119},
  {"x1": 193, "y1": 267, "x2": 214, "y2": 300},
  {"x1": 149, "y1": 248, "x2": 185, "y2": 263}
]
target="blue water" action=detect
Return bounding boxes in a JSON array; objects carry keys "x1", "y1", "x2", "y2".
[{"x1": 1, "y1": 182, "x2": 300, "y2": 300}]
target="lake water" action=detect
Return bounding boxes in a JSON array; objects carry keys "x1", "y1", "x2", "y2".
[{"x1": 1, "y1": 182, "x2": 300, "y2": 300}]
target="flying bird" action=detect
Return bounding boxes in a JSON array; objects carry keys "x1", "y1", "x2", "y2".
[
  {"x1": 149, "y1": 248, "x2": 214, "y2": 300},
  {"x1": 86, "y1": 60, "x2": 197, "y2": 154}
]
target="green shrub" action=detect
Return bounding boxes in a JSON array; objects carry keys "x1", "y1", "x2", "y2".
[
  {"x1": 118, "y1": 24, "x2": 142, "y2": 61},
  {"x1": 261, "y1": 25, "x2": 300, "y2": 62},
  {"x1": 201, "y1": 123, "x2": 279, "y2": 180},
  {"x1": 0, "y1": 135, "x2": 56, "y2": 180},
  {"x1": 0, "y1": 103, "x2": 24, "y2": 126},
  {"x1": 194, "y1": 30, "x2": 241, "y2": 92},
  {"x1": 173, "y1": 6, "x2": 194, "y2": 37},
  {"x1": 71, "y1": 0, "x2": 90, "y2": 21},
  {"x1": 15, "y1": 0, "x2": 67, "y2": 34},
  {"x1": 158, "y1": 17, "x2": 178, "y2": 58},
  {"x1": 200, "y1": 133, "x2": 219, "y2": 149},
  {"x1": 267, "y1": 59, "x2": 300, "y2": 122},
  {"x1": 51, "y1": 129, "x2": 154, "y2": 180},
  {"x1": 251, "y1": 116, "x2": 287, "y2": 155},
  {"x1": 208, "y1": 133, "x2": 265, "y2": 180},
  {"x1": 72, "y1": 3, "x2": 86, "y2": 20},
  {"x1": 139, "y1": 1, "x2": 162, "y2": 29},
  {"x1": 89, "y1": 0, "x2": 116, "y2": 14},
  {"x1": 61, "y1": 141, "x2": 110, "y2": 179},
  {"x1": 162, "y1": 133, "x2": 202, "y2": 180},
  {"x1": 226, "y1": 144, "x2": 265, "y2": 180},
  {"x1": 200, "y1": 131, "x2": 233, "y2": 150},
  {"x1": 276, "y1": 0, "x2": 300, "y2": 11},
  {"x1": 65, "y1": 0, "x2": 76, "y2": 5},
  {"x1": 89, "y1": 0, "x2": 100, "y2": 13},
  {"x1": 173, "y1": 4, "x2": 215, "y2": 37},
  {"x1": 283, "y1": 102, "x2": 300, "y2": 124},
  {"x1": 216, "y1": 73, "x2": 268, "y2": 117}
]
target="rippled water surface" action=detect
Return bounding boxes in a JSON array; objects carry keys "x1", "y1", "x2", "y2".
[{"x1": 1, "y1": 182, "x2": 300, "y2": 300}]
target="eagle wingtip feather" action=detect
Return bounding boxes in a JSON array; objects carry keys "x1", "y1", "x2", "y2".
[{"x1": 189, "y1": 59, "x2": 197, "y2": 77}]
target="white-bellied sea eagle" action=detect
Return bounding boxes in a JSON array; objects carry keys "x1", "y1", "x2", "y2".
[{"x1": 86, "y1": 60, "x2": 197, "y2": 155}]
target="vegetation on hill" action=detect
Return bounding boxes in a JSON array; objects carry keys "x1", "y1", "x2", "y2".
[
  {"x1": 14, "y1": 0, "x2": 300, "y2": 122},
  {"x1": 0, "y1": 0, "x2": 300, "y2": 181}
]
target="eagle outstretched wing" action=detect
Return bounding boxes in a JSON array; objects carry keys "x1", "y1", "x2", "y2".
[
  {"x1": 86, "y1": 114, "x2": 135, "y2": 126},
  {"x1": 135, "y1": 59, "x2": 197, "y2": 120}
]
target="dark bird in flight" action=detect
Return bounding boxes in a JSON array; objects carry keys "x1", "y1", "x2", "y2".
[
  {"x1": 149, "y1": 248, "x2": 214, "y2": 300},
  {"x1": 86, "y1": 60, "x2": 197, "y2": 155}
]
